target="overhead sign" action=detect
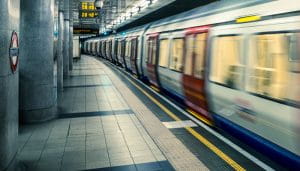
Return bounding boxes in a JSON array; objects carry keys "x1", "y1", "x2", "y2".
[
  {"x1": 9, "y1": 31, "x2": 19, "y2": 73},
  {"x1": 74, "y1": 28, "x2": 98, "y2": 35},
  {"x1": 80, "y1": 2, "x2": 99, "y2": 18}
]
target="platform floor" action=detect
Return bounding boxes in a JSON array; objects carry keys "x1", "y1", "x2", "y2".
[
  {"x1": 17, "y1": 56, "x2": 207, "y2": 171},
  {"x1": 16, "y1": 55, "x2": 282, "y2": 171}
]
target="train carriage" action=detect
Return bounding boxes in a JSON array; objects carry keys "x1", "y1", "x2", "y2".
[{"x1": 84, "y1": 0, "x2": 300, "y2": 167}]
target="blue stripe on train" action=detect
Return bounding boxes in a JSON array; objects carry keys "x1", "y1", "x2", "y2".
[{"x1": 213, "y1": 114, "x2": 300, "y2": 169}]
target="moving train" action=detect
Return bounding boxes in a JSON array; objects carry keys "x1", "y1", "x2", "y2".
[{"x1": 84, "y1": 0, "x2": 300, "y2": 168}]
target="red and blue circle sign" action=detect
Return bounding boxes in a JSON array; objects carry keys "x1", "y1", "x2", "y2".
[{"x1": 9, "y1": 31, "x2": 19, "y2": 73}]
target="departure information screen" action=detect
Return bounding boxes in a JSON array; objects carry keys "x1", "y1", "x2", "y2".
[{"x1": 80, "y1": 2, "x2": 98, "y2": 18}]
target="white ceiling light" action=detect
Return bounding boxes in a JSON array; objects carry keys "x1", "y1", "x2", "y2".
[{"x1": 95, "y1": 0, "x2": 104, "y2": 9}]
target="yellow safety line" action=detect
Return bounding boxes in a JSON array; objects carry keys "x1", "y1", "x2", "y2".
[
  {"x1": 186, "y1": 109, "x2": 214, "y2": 127},
  {"x1": 122, "y1": 73, "x2": 246, "y2": 171},
  {"x1": 150, "y1": 85, "x2": 160, "y2": 92}
]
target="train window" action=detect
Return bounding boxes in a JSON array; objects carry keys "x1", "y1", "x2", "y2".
[
  {"x1": 289, "y1": 33, "x2": 300, "y2": 61},
  {"x1": 147, "y1": 37, "x2": 157, "y2": 65},
  {"x1": 184, "y1": 35, "x2": 194, "y2": 75},
  {"x1": 210, "y1": 35, "x2": 244, "y2": 89},
  {"x1": 159, "y1": 39, "x2": 170, "y2": 67},
  {"x1": 194, "y1": 33, "x2": 207, "y2": 79},
  {"x1": 125, "y1": 41, "x2": 128, "y2": 57},
  {"x1": 170, "y1": 38, "x2": 184, "y2": 72},
  {"x1": 118, "y1": 41, "x2": 121, "y2": 56},
  {"x1": 247, "y1": 33, "x2": 300, "y2": 102},
  {"x1": 131, "y1": 38, "x2": 137, "y2": 60},
  {"x1": 120, "y1": 41, "x2": 123, "y2": 57},
  {"x1": 147, "y1": 39, "x2": 152, "y2": 63},
  {"x1": 152, "y1": 38, "x2": 157, "y2": 65}
]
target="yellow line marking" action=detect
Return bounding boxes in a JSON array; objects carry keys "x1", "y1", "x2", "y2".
[
  {"x1": 150, "y1": 85, "x2": 160, "y2": 92},
  {"x1": 186, "y1": 127, "x2": 246, "y2": 171},
  {"x1": 121, "y1": 72, "x2": 246, "y2": 171},
  {"x1": 186, "y1": 109, "x2": 214, "y2": 127}
]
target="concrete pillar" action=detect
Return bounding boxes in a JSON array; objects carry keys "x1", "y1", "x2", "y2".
[
  {"x1": 69, "y1": 24, "x2": 73, "y2": 70},
  {"x1": 53, "y1": 0, "x2": 59, "y2": 61},
  {"x1": 69, "y1": 0, "x2": 73, "y2": 70},
  {"x1": 63, "y1": 0, "x2": 69, "y2": 78},
  {"x1": 20, "y1": 0, "x2": 57, "y2": 123},
  {"x1": 58, "y1": 0, "x2": 64, "y2": 92},
  {"x1": 0, "y1": 0, "x2": 19, "y2": 170}
]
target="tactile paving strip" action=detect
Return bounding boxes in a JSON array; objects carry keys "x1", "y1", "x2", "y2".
[{"x1": 101, "y1": 59, "x2": 209, "y2": 171}]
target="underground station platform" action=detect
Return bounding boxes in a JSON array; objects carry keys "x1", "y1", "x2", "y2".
[
  {"x1": 1, "y1": 0, "x2": 300, "y2": 171},
  {"x1": 12, "y1": 56, "x2": 296, "y2": 171}
]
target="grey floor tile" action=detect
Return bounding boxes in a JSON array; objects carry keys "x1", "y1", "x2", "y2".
[
  {"x1": 86, "y1": 129, "x2": 104, "y2": 136},
  {"x1": 154, "y1": 154, "x2": 166, "y2": 161},
  {"x1": 130, "y1": 150, "x2": 153, "y2": 158},
  {"x1": 36, "y1": 162, "x2": 61, "y2": 171},
  {"x1": 133, "y1": 155, "x2": 157, "y2": 165},
  {"x1": 108, "y1": 146, "x2": 130, "y2": 154},
  {"x1": 104, "y1": 129, "x2": 123, "y2": 135},
  {"x1": 86, "y1": 150, "x2": 109, "y2": 162},
  {"x1": 86, "y1": 144, "x2": 107, "y2": 151},
  {"x1": 65, "y1": 146, "x2": 85, "y2": 152},
  {"x1": 62, "y1": 151, "x2": 86, "y2": 163},
  {"x1": 86, "y1": 135, "x2": 106, "y2": 141},
  {"x1": 61, "y1": 162, "x2": 85, "y2": 171},
  {"x1": 86, "y1": 160, "x2": 110, "y2": 170},
  {"x1": 109, "y1": 151, "x2": 132, "y2": 160},
  {"x1": 40, "y1": 150, "x2": 64, "y2": 159},
  {"x1": 18, "y1": 149, "x2": 42, "y2": 160},
  {"x1": 110, "y1": 157, "x2": 134, "y2": 167}
]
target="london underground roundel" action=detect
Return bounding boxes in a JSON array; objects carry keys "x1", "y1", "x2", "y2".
[{"x1": 9, "y1": 31, "x2": 19, "y2": 73}]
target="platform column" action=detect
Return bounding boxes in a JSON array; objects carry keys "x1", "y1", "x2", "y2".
[
  {"x1": 58, "y1": 0, "x2": 64, "y2": 92},
  {"x1": 0, "y1": 0, "x2": 19, "y2": 169},
  {"x1": 19, "y1": 0, "x2": 57, "y2": 122},
  {"x1": 63, "y1": 0, "x2": 70, "y2": 78},
  {"x1": 69, "y1": 0, "x2": 73, "y2": 70}
]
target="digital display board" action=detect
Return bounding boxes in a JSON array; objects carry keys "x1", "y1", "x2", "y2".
[
  {"x1": 74, "y1": 28, "x2": 99, "y2": 35},
  {"x1": 80, "y1": 2, "x2": 98, "y2": 18}
]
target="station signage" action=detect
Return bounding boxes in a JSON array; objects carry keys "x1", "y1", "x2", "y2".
[
  {"x1": 80, "y1": 2, "x2": 99, "y2": 18},
  {"x1": 73, "y1": 28, "x2": 98, "y2": 35},
  {"x1": 9, "y1": 31, "x2": 19, "y2": 73}
]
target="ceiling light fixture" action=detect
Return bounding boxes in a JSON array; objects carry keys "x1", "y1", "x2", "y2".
[{"x1": 95, "y1": 0, "x2": 104, "y2": 9}]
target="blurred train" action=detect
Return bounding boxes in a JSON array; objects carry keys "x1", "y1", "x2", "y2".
[{"x1": 84, "y1": 0, "x2": 300, "y2": 168}]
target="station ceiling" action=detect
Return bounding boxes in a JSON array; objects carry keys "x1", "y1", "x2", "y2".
[{"x1": 72, "y1": 0, "x2": 216, "y2": 34}]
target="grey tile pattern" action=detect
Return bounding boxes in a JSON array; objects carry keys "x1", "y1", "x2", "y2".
[
  {"x1": 100, "y1": 56, "x2": 209, "y2": 170},
  {"x1": 18, "y1": 114, "x2": 169, "y2": 170},
  {"x1": 17, "y1": 56, "x2": 169, "y2": 171},
  {"x1": 59, "y1": 58, "x2": 129, "y2": 115}
]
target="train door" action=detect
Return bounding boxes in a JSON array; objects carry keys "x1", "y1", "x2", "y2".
[
  {"x1": 103, "y1": 41, "x2": 107, "y2": 59},
  {"x1": 182, "y1": 26, "x2": 212, "y2": 122},
  {"x1": 113, "y1": 39, "x2": 118, "y2": 64},
  {"x1": 110, "y1": 40, "x2": 113, "y2": 62},
  {"x1": 94, "y1": 41, "x2": 98, "y2": 55},
  {"x1": 101, "y1": 41, "x2": 105, "y2": 58},
  {"x1": 91, "y1": 41, "x2": 94, "y2": 55},
  {"x1": 117, "y1": 40, "x2": 122, "y2": 66},
  {"x1": 121, "y1": 39, "x2": 127, "y2": 69},
  {"x1": 146, "y1": 34, "x2": 159, "y2": 87},
  {"x1": 108, "y1": 40, "x2": 112, "y2": 61},
  {"x1": 89, "y1": 42, "x2": 92, "y2": 54},
  {"x1": 125, "y1": 38, "x2": 132, "y2": 71},
  {"x1": 130, "y1": 37, "x2": 139, "y2": 76},
  {"x1": 98, "y1": 40, "x2": 101, "y2": 56},
  {"x1": 106, "y1": 41, "x2": 110, "y2": 61}
]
